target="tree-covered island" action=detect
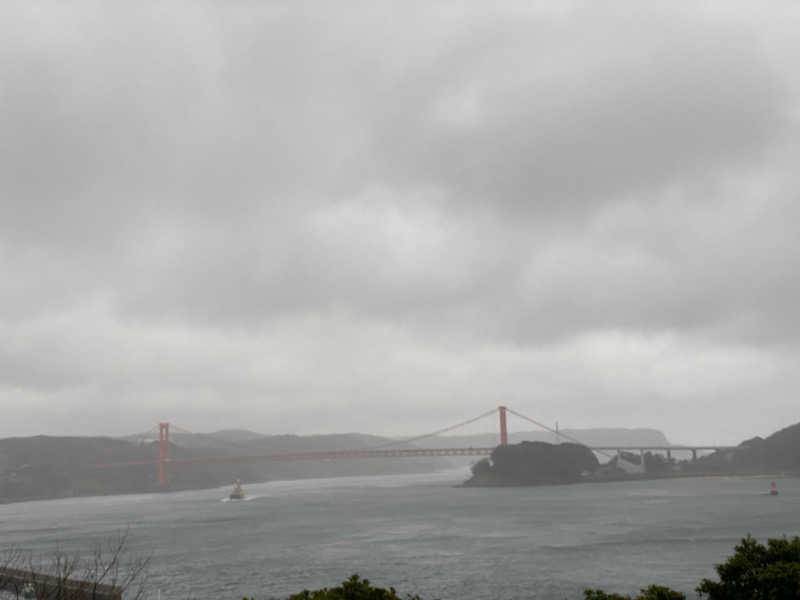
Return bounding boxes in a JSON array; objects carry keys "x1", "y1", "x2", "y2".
[{"x1": 464, "y1": 420, "x2": 800, "y2": 487}]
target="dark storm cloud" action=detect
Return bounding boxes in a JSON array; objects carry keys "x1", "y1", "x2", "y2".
[{"x1": 1, "y1": 1, "x2": 799, "y2": 442}]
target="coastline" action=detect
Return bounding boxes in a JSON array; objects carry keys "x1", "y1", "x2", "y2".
[{"x1": 459, "y1": 469, "x2": 798, "y2": 488}]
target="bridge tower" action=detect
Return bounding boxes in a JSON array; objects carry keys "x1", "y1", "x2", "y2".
[
  {"x1": 498, "y1": 405, "x2": 508, "y2": 446},
  {"x1": 158, "y1": 422, "x2": 170, "y2": 485}
]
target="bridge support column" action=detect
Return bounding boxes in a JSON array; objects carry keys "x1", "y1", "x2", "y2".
[
  {"x1": 498, "y1": 406, "x2": 508, "y2": 446},
  {"x1": 691, "y1": 448, "x2": 697, "y2": 462},
  {"x1": 640, "y1": 448, "x2": 646, "y2": 473},
  {"x1": 158, "y1": 422, "x2": 170, "y2": 485},
  {"x1": 667, "y1": 449, "x2": 672, "y2": 461}
]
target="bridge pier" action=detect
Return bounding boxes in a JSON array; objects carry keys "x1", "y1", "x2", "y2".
[{"x1": 691, "y1": 448, "x2": 697, "y2": 462}]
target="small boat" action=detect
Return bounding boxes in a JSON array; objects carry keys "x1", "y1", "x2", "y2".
[
  {"x1": 769, "y1": 481, "x2": 779, "y2": 496},
  {"x1": 229, "y1": 479, "x2": 245, "y2": 500}
]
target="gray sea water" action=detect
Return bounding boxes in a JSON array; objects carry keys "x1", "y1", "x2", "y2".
[{"x1": 1, "y1": 469, "x2": 798, "y2": 599}]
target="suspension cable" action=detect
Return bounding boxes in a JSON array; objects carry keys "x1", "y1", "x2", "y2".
[
  {"x1": 160, "y1": 410, "x2": 500, "y2": 453},
  {"x1": 505, "y1": 407, "x2": 613, "y2": 458},
  {"x1": 370, "y1": 407, "x2": 500, "y2": 449},
  {"x1": 169, "y1": 424, "x2": 194, "y2": 435}
]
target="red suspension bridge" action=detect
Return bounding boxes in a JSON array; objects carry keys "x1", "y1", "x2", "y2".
[{"x1": 97, "y1": 406, "x2": 733, "y2": 485}]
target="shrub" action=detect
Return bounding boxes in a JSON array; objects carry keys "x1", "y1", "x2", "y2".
[
  {"x1": 273, "y1": 575, "x2": 423, "y2": 600},
  {"x1": 696, "y1": 535, "x2": 800, "y2": 599},
  {"x1": 584, "y1": 584, "x2": 685, "y2": 600}
]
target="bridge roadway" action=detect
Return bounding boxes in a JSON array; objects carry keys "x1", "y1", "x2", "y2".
[
  {"x1": 94, "y1": 444, "x2": 736, "y2": 470},
  {"x1": 101, "y1": 411, "x2": 738, "y2": 483},
  {"x1": 595, "y1": 445, "x2": 736, "y2": 461},
  {"x1": 164, "y1": 445, "x2": 735, "y2": 465},
  {"x1": 169, "y1": 447, "x2": 497, "y2": 464}
]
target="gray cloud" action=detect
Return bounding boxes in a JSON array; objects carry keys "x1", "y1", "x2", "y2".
[
  {"x1": 368, "y1": 6, "x2": 788, "y2": 214},
  {"x1": 1, "y1": 1, "x2": 800, "y2": 443}
]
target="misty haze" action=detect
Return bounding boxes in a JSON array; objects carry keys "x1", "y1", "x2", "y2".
[{"x1": 2, "y1": 2, "x2": 800, "y2": 599}]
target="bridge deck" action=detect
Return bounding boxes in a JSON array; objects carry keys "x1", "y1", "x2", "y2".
[{"x1": 93, "y1": 444, "x2": 737, "y2": 470}]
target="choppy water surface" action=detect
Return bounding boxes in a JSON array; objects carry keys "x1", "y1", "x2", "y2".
[{"x1": 1, "y1": 470, "x2": 798, "y2": 599}]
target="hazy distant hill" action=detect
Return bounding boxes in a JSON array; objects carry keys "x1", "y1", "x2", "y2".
[
  {"x1": 414, "y1": 428, "x2": 670, "y2": 449},
  {"x1": 0, "y1": 431, "x2": 445, "y2": 504},
  {"x1": 0, "y1": 436, "x2": 159, "y2": 502},
  {"x1": 169, "y1": 430, "x2": 394, "y2": 451},
  {"x1": 0, "y1": 426, "x2": 680, "y2": 504},
  {"x1": 206, "y1": 429, "x2": 267, "y2": 443}
]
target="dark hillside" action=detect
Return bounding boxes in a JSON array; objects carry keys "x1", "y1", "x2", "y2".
[
  {"x1": 0, "y1": 433, "x2": 445, "y2": 503},
  {"x1": 695, "y1": 421, "x2": 800, "y2": 474},
  {"x1": 0, "y1": 436, "x2": 158, "y2": 501},
  {"x1": 465, "y1": 441, "x2": 599, "y2": 486}
]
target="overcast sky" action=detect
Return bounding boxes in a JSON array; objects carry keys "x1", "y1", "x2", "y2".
[{"x1": 2, "y1": 1, "x2": 799, "y2": 444}]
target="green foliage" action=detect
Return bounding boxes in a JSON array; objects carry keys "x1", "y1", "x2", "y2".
[
  {"x1": 696, "y1": 535, "x2": 800, "y2": 599},
  {"x1": 282, "y1": 575, "x2": 423, "y2": 600},
  {"x1": 584, "y1": 590, "x2": 631, "y2": 600},
  {"x1": 470, "y1": 457, "x2": 491, "y2": 477},
  {"x1": 584, "y1": 584, "x2": 685, "y2": 600},
  {"x1": 636, "y1": 586, "x2": 685, "y2": 600}
]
